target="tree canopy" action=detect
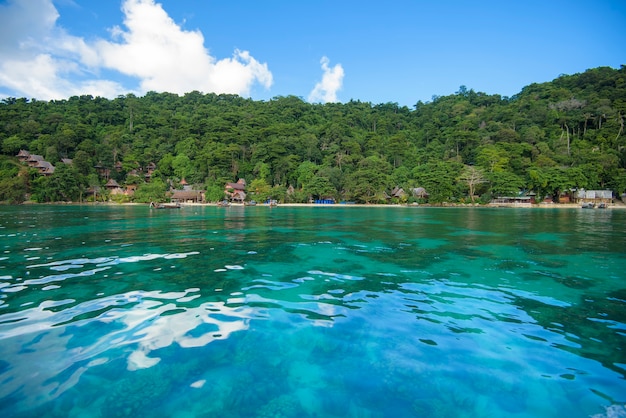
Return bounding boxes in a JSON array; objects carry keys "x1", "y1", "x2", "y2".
[{"x1": 1, "y1": 66, "x2": 625, "y2": 204}]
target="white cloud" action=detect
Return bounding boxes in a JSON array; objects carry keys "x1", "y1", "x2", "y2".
[
  {"x1": 95, "y1": 0, "x2": 272, "y2": 96},
  {"x1": 0, "y1": 0, "x2": 125, "y2": 99},
  {"x1": 0, "y1": 54, "x2": 122, "y2": 100},
  {"x1": 308, "y1": 56, "x2": 344, "y2": 103},
  {"x1": 0, "y1": 0, "x2": 273, "y2": 100}
]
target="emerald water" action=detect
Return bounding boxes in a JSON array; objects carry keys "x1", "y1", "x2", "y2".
[{"x1": 0, "y1": 205, "x2": 625, "y2": 417}]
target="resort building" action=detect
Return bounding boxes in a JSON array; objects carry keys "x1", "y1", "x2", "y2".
[
  {"x1": 17, "y1": 150, "x2": 56, "y2": 176},
  {"x1": 170, "y1": 189, "x2": 205, "y2": 204},
  {"x1": 104, "y1": 179, "x2": 123, "y2": 195},
  {"x1": 225, "y1": 179, "x2": 247, "y2": 203},
  {"x1": 575, "y1": 189, "x2": 613, "y2": 205}
]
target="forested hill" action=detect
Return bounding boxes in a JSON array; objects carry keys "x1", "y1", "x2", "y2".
[{"x1": 1, "y1": 65, "x2": 625, "y2": 204}]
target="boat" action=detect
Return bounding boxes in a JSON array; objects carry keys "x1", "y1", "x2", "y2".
[
  {"x1": 217, "y1": 200, "x2": 231, "y2": 207},
  {"x1": 598, "y1": 202, "x2": 608, "y2": 209},
  {"x1": 150, "y1": 202, "x2": 181, "y2": 209},
  {"x1": 245, "y1": 200, "x2": 257, "y2": 206},
  {"x1": 581, "y1": 202, "x2": 596, "y2": 209}
]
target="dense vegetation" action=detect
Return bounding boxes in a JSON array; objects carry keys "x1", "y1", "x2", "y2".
[{"x1": 1, "y1": 66, "x2": 625, "y2": 204}]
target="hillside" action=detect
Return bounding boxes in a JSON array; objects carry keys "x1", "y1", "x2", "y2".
[{"x1": 1, "y1": 65, "x2": 625, "y2": 204}]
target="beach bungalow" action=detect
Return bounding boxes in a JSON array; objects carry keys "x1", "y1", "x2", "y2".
[
  {"x1": 171, "y1": 189, "x2": 205, "y2": 204},
  {"x1": 127, "y1": 169, "x2": 140, "y2": 178},
  {"x1": 144, "y1": 162, "x2": 157, "y2": 182},
  {"x1": 16, "y1": 150, "x2": 58, "y2": 175},
  {"x1": 411, "y1": 187, "x2": 428, "y2": 199},
  {"x1": 37, "y1": 161, "x2": 55, "y2": 176},
  {"x1": 124, "y1": 184, "x2": 138, "y2": 197},
  {"x1": 391, "y1": 187, "x2": 407, "y2": 200},
  {"x1": 575, "y1": 189, "x2": 613, "y2": 205},
  {"x1": 26, "y1": 154, "x2": 45, "y2": 167},
  {"x1": 225, "y1": 179, "x2": 247, "y2": 203},
  {"x1": 17, "y1": 150, "x2": 30, "y2": 162},
  {"x1": 85, "y1": 186, "x2": 103, "y2": 202},
  {"x1": 104, "y1": 179, "x2": 123, "y2": 195},
  {"x1": 25, "y1": 154, "x2": 56, "y2": 176},
  {"x1": 94, "y1": 162, "x2": 110, "y2": 180},
  {"x1": 491, "y1": 196, "x2": 532, "y2": 206}
]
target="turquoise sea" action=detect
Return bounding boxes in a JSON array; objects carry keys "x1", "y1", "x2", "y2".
[{"x1": 0, "y1": 205, "x2": 625, "y2": 417}]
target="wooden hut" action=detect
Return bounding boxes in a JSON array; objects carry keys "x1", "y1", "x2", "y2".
[
  {"x1": 105, "y1": 179, "x2": 123, "y2": 195},
  {"x1": 171, "y1": 190, "x2": 204, "y2": 203},
  {"x1": 225, "y1": 179, "x2": 247, "y2": 202}
]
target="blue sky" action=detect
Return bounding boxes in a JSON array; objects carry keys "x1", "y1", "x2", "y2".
[{"x1": 0, "y1": 0, "x2": 624, "y2": 106}]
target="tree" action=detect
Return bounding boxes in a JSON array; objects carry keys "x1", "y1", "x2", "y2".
[
  {"x1": 392, "y1": 166, "x2": 411, "y2": 187},
  {"x1": 31, "y1": 176, "x2": 54, "y2": 203},
  {"x1": 346, "y1": 156, "x2": 392, "y2": 203},
  {"x1": 306, "y1": 176, "x2": 336, "y2": 200},
  {"x1": 564, "y1": 166, "x2": 589, "y2": 190},
  {"x1": 133, "y1": 178, "x2": 167, "y2": 203},
  {"x1": 386, "y1": 133, "x2": 409, "y2": 167},
  {"x1": 608, "y1": 168, "x2": 626, "y2": 195},
  {"x1": 30, "y1": 165, "x2": 82, "y2": 202},
  {"x1": 527, "y1": 167, "x2": 549, "y2": 201},
  {"x1": 73, "y1": 150, "x2": 93, "y2": 176},
  {"x1": 412, "y1": 161, "x2": 463, "y2": 203},
  {"x1": 50, "y1": 164, "x2": 82, "y2": 201},
  {"x1": 0, "y1": 174, "x2": 27, "y2": 203},
  {"x1": 0, "y1": 156, "x2": 27, "y2": 203},
  {"x1": 249, "y1": 178, "x2": 271, "y2": 201},
  {"x1": 527, "y1": 166, "x2": 571, "y2": 202},
  {"x1": 476, "y1": 145, "x2": 510, "y2": 173},
  {"x1": 172, "y1": 154, "x2": 193, "y2": 180},
  {"x1": 458, "y1": 165, "x2": 487, "y2": 204},
  {"x1": 0, "y1": 65, "x2": 625, "y2": 203},
  {"x1": 205, "y1": 184, "x2": 225, "y2": 202},
  {"x1": 295, "y1": 161, "x2": 318, "y2": 189},
  {"x1": 2, "y1": 135, "x2": 26, "y2": 154},
  {"x1": 253, "y1": 162, "x2": 272, "y2": 184},
  {"x1": 488, "y1": 171, "x2": 525, "y2": 197}
]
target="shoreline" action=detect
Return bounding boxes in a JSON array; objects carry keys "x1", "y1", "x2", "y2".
[
  {"x1": 8, "y1": 201, "x2": 626, "y2": 209},
  {"x1": 177, "y1": 201, "x2": 626, "y2": 209},
  {"x1": 140, "y1": 202, "x2": 626, "y2": 209}
]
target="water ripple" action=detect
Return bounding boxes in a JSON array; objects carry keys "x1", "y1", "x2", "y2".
[
  {"x1": 0, "y1": 288, "x2": 256, "y2": 406},
  {"x1": 1, "y1": 206, "x2": 624, "y2": 417}
]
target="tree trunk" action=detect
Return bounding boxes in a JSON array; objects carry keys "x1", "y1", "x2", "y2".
[
  {"x1": 615, "y1": 111, "x2": 624, "y2": 144},
  {"x1": 564, "y1": 123, "x2": 570, "y2": 155}
]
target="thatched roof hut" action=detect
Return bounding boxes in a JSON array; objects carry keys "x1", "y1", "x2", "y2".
[
  {"x1": 411, "y1": 187, "x2": 428, "y2": 198},
  {"x1": 171, "y1": 189, "x2": 204, "y2": 203}
]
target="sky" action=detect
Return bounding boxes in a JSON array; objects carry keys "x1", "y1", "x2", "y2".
[{"x1": 0, "y1": 0, "x2": 624, "y2": 107}]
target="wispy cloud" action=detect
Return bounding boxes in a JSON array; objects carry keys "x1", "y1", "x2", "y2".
[
  {"x1": 308, "y1": 56, "x2": 344, "y2": 103},
  {"x1": 0, "y1": 0, "x2": 273, "y2": 100}
]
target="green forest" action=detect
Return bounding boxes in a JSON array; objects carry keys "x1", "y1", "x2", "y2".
[{"x1": 1, "y1": 65, "x2": 625, "y2": 205}]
